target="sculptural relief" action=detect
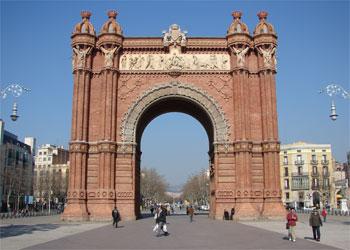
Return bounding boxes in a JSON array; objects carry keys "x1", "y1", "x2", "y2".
[
  {"x1": 232, "y1": 46, "x2": 249, "y2": 67},
  {"x1": 119, "y1": 52, "x2": 230, "y2": 71},
  {"x1": 100, "y1": 46, "x2": 118, "y2": 67},
  {"x1": 258, "y1": 46, "x2": 276, "y2": 67},
  {"x1": 72, "y1": 45, "x2": 91, "y2": 68}
]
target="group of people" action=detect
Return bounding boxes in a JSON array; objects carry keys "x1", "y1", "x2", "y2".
[
  {"x1": 223, "y1": 207, "x2": 235, "y2": 220},
  {"x1": 286, "y1": 207, "x2": 326, "y2": 242}
]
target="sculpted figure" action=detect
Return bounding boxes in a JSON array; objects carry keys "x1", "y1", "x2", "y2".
[
  {"x1": 120, "y1": 55, "x2": 127, "y2": 69},
  {"x1": 209, "y1": 54, "x2": 219, "y2": 69},
  {"x1": 100, "y1": 46, "x2": 118, "y2": 67},
  {"x1": 73, "y1": 45, "x2": 91, "y2": 68},
  {"x1": 145, "y1": 54, "x2": 155, "y2": 69},
  {"x1": 258, "y1": 46, "x2": 276, "y2": 67},
  {"x1": 232, "y1": 46, "x2": 249, "y2": 67}
]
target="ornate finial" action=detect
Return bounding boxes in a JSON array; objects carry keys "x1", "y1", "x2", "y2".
[
  {"x1": 108, "y1": 10, "x2": 118, "y2": 19},
  {"x1": 257, "y1": 11, "x2": 268, "y2": 20},
  {"x1": 232, "y1": 11, "x2": 242, "y2": 19},
  {"x1": 81, "y1": 11, "x2": 92, "y2": 19}
]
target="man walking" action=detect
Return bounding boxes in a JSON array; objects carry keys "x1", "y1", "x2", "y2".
[
  {"x1": 156, "y1": 205, "x2": 169, "y2": 236},
  {"x1": 309, "y1": 207, "x2": 323, "y2": 241},
  {"x1": 188, "y1": 206, "x2": 194, "y2": 222},
  {"x1": 112, "y1": 207, "x2": 120, "y2": 228}
]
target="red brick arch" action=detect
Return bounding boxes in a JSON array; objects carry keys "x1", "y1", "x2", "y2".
[{"x1": 63, "y1": 10, "x2": 285, "y2": 221}]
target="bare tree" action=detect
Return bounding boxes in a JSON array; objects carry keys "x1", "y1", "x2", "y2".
[
  {"x1": 181, "y1": 169, "x2": 209, "y2": 205},
  {"x1": 140, "y1": 168, "x2": 169, "y2": 206}
]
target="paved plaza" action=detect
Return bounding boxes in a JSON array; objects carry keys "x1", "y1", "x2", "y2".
[{"x1": 1, "y1": 213, "x2": 349, "y2": 250}]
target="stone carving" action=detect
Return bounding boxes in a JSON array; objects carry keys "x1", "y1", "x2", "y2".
[
  {"x1": 120, "y1": 81, "x2": 230, "y2": 144},
  {"x1": 232, "y1": 46, "x2": 249, "y2": 67},
  {"x1": 163, "y1": 24, "x2": 187, "y2": 47},
  {"x1": 119, "y1": 53, "x2": 230, "y2": 71},
  {"x1": 72, "y1": 45, "x2": 91, "y2": 68},
  {"x1": 258, "y1": 46, "x2": 276, "y2": 67},
  {"x1": 100, "y1": 46, "x2": 118, "y2": 67},
  {"x1": 207, "y1": 76, "x2": 232, "y2": 102},
  {"x1": 118, "y1": 76, "x2": 142, "y2": 101}
]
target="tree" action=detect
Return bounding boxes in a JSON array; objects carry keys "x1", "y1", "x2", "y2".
[
  {"x1": 181, "y1": 169, "x2": 209, "y2": 205},
  {"x1": 140, "y1": 168, "x2": 169, "y2": 207}
]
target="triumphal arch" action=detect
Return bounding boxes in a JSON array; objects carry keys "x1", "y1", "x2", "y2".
[{"x1": 62, "y1": 10, "x2": 285, "y2": 221}]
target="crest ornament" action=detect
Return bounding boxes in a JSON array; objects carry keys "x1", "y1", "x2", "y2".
[{"x1": 162, "y1": 24, "x2": 187, "y2": 48}]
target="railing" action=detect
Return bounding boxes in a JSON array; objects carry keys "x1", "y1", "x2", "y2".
[
  {"x1": 311, "y1": 172, "x2": 319, "y2": 177},
  {"x1": 323, "y1": 172, "x2": 330, "y2": 177},
  {"x1": 321, "y1": 160, "x2": 329, "y2": 165},
  {"x1": 291, "y1": 176, "x2": 309, "y2": 190},
  {"x1": 291, "y1": 172, "x2": 308, "y2": 177},
  {"x1": 311, "y1": 185, "x2": 320, "y2": 190},
  {"x1": 294, "y1": 160, "x2": 304, "y2": 165},
  {"x1": 0, "y1": 209, "x2": 61, "y2": 220},
  {"x1": 310, "y1": 160, "x2": 318, "y2": 165},
  {"x1": 283, "y1": 162, "x2": 288, "y2": 165}
]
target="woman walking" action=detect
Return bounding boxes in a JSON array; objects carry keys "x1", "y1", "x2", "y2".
[{"x1": 286, "y1": 207, "x2": 298, "y2": 242}]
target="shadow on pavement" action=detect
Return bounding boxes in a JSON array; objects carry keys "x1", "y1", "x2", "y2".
[{"x1": 0, "y1": 224, "x2": 76, "y2": 238}]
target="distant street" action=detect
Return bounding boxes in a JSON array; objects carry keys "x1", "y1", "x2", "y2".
[{"x1": 1, "y1": 212, "x2": 349, "y2": 250}]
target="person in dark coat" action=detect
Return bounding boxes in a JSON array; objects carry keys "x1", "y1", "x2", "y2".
[
  {"x1": 156, "y1": 205, "x2": 169, "y2": 236},
  {"x1": 309, "y1": 208, "x2": 323, "y2": 241},
  {"x1": 112, "y1": 207, "x2": 121, "y2": 228},
  {"x1": 223, "y1": 209, "x2": 230, "y2": 220},
  {"x1": 230, "y1": 207, "x2": 235, "y2": 220}
]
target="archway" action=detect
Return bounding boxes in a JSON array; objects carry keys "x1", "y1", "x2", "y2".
[
  {"x1": 63, "y1": 11, "x2": 286, "y2": 221},
  {"x1": 122, "y1": 82, "x2": 229, "y2": 218}
]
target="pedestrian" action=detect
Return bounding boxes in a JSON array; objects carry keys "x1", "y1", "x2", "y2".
[
  {"x1": 309, "y1": 207, "x2": 323, "y2": 241},
  {"x1": 188, "y1": 206, "x2": 194, "y2": 222},
  {"x1": 230, "y1": 207, "x2": 235, "y2": 220},
  {"x1": 321, "y1": 207, "x2": 327, "y2": 222},
  {"x1": 223, "y1": 209, "x2": 230, "y2": 220},
  {"x1": 156, "y1": 205, "x2": 169, "y2": 236},
  {"x1": 153, "y1": 207, "x2": 160, "y2": 232},
  {"x1": 286, "y1": 207, "x2": 298, "y2": 242},
  {"x1": 112, "y1": 207, "x2": 120, "y2": 228},
  {"x1": 150, "y1": 206, "x2": 154, "y2": 215}
]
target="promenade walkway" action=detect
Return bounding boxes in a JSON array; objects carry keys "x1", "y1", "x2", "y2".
[{"x1": 1, "y1": 213, "x2": 348, "y2": 250}]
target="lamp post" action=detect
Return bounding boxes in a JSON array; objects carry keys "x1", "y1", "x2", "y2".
[
  {"x1": 319, "y1": 84, "x2": 350, "y2": 121},
  {"x1": 0, "y1": 84, "x2": 31, "y2": 121}
]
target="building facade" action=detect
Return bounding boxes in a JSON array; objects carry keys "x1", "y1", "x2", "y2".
[
  {"x1": 33, "y1": 144, "x2": 69, "y2": 204},
  {"x1": 63, "y1": 10, "x2": 285, "y2": 221},
  {"x1": 0, "y1": 120, "x2": 34, "y2": 212},
  {"x1": 280, "y1": 141, "x2": 335, "y2": 209}
]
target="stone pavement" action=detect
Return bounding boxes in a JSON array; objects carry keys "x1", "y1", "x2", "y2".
[{"x1": 0, "y1": 213, "x2": 348, "y2": 250}]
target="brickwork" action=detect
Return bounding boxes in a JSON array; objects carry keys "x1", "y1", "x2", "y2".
[{"x1": 62, "y1": 10, "x2": 285, "y2": 221}]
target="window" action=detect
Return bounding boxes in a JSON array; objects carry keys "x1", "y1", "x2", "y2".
[
  {"x1": 43, "y1": 157, "x2": 46, "y2": 162},
  {"x1": 299, "y1": 192, "x2": 304, "y2": 199},
  {"x1": 312, "y1": 149, "x2": 315, "y2": 152},
  {"x1": 297, "y1": 150, "x2": 301, "y2": 153},
  {"x1": 312, "y1": 178, "x2": 319, "y2": 186},
  {"x1": 39, "y1": 152, "x2": 42, "y2": 155},
  {"x1": 322, "y1": 150, "x2": 326, "y2": 152},
  {"x1": 312, "y1": 155, "x2": 316, "y2": 161},
  {"x1": 48, "y1": 157, "x2": 51, "y2": 161},
  {"x1": 283, "y1": 156, "x2": 288, "y2": 165},
  {"x1": 286, "y1": 192, "x2": 290, "y2": 200},
  {"x1": 44, "y1": 151, "x2": 47, "y2": 155},
  {"x1": 284, "y1": 179, "x2": 289, "y2": 189},
  {"x1": 323, "y1": 166, "x2": 328, "y2": 176},
  {"x1": 284, "y1": 167, "x2": 288, "y2": 177},
  {"x1": 312, "y1": 166, "x2": 317, "y2": 174},
  {"x1": 297, "y1": 155, "x2": 302, "y2": 161},
  {"x1": 298, "y1": 166, "x2": 303, "y2": 175},
  {"x1": 322, "y1": 155, "x2": 327, "y2": 161},
  {"x1": 323, "y1": 178, "x2": 329, "y2": 187}
]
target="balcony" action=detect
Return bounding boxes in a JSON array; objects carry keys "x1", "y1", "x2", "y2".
[
  {"x1": 321, "y1": 160, "x2": 329, "y2": 165},
  {"x1": 310, "y1": 160, "x2": 318, "y2": 165},
  {"x1": 291, "y1": 176, "x2": 309, "y2": 190},
  {"x1": 311, "y1": 185, "x2": 320, "y2": 190},
  {"x1": 323, "y1": 172, "x2": 330, "y2": 177},
  {"x1": 294, "y1": 160, "x2": 304, "y2": 165},
  {"x1": 311, "y1": 172, "x2": 319, "y2": 177},
  {"x1": 323, "y1": 184, "x2": 330, "y2": 190},
  {"x1": 292, "y1": 172, "x2": 308, "y2": 177}
]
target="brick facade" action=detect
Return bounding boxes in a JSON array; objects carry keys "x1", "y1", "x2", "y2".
[{"x1": 62, "y1": 10, "x2": 285, "y2": 221}]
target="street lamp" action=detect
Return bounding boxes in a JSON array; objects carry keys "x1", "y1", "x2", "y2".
[
  {"x1": 0, "y1": 84, "x2": 30, "y2": 121},
  {"x1": 319, "y1": 84, "x2": 350, "y2": 121}
]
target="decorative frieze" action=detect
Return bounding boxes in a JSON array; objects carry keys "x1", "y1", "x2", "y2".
[
  {"x1": 116, "y1": 191, "x2": 134, "y2": 200},
  {"x1": 119, "y1": 52, "x2": 230, "y2": 71},
  {"x1": 70, "y1": 141, "x2": 89, "y2": 153},
  {"x1": 262, "y1": 141, "x2": 280, "y2": 153}
]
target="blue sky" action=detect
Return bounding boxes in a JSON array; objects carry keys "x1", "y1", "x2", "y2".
[{"x1": 1, "y1": 1, "x2": 349, "y2": 188}]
